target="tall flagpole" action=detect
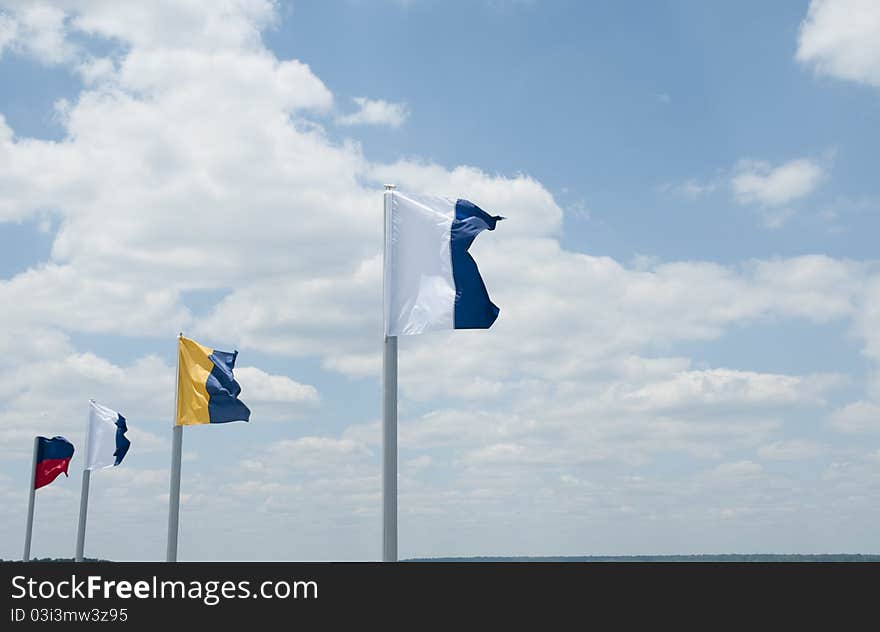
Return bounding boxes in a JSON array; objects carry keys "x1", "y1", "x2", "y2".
[
  {"x1": 75, "y1": 471, "x2": 91, "y2": 562},
  {"x1": 75, "y1": 401, "x2": 93, "y2": 562},
  {"x1": 22, "y1": 436, "x2": 39, "y2": 561},
  {"x1": 166, "y1": 333, "x2": 183, "y2": 562},
  {"x1": 383, "y1": 184, "x2": 398, "y2": 562}
]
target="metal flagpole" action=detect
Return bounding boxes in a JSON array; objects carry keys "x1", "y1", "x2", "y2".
[
  {"x1": 166, "y1": 333, "x2": 183, "y2": 562},
  {"x1": 383, "y1": 184, "x2": 398, "y2": 562},
  {"x1": 75, "y1": 401, "x2": 93, "y2": 562},
  {"x1": 75, "y1": 472, "x2": 91, "y2": 562},
  {"x1": 22, "y1": 436, "x2": 38, "y2": 561}
]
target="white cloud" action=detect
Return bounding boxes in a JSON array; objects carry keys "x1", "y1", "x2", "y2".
[
  {"x1": 829, "y1": 400, "x2": 880, "y2": 433},
  {"x1": 758, "y1": 207, "x2": 796, "y2": 230},
  {"x1": 664, "y1": 178, "x2": 717, "y2": 199},
  {"x1": 706, "y1": 460, "x2": 764, "y2": 480},
  {"x1": 0, "y1": 264, "x2": 192, "y2": 336},
  {"x1": 235, "y1": 366, "x2": 319, "y2": 405},
  {"x1": 241, "y1": 436, "x2": 372, "y2": 476},
  {"x1": 0, "y1": 3, "x2": 77, "y2": 65},
  {"x1": 731, "y1": 158, "x2": 825, "y2": 227},
  {"x1": 380, "y1": 254, "x2": 862, "y2": 408},
  {"x1": 234, "y1": 366, "x2": 319, "y2": 421},
  {"x1": 0, "y1": 13, "x2": 16, "y2": 56},
  {"x1": 615, "y1": 369, "x2": 838, "y2": 413},
  {"x1": 0, "y1": 340, "x2": 319, "y2": 457},
  {"x1": 337, "y1": 97, "x2": 409, "y2": 128},
  {"x1": 671, "y1": 157, "x2": 827, "y2": 227},
  {"x1": 460, "y1": 442, "x2": 527, "y2": 466},
  {"x1": 856, "y1": 278, "x2": 880, "y2": 368},
  {"x1": 270, "y1": 436, "x2": 367, "y2": 461},
  {"x1": 0, "y1": 0, "x2": 879, "y2": 559},
  {"x1": 0, "y1": 349, "x2": 173, "y2": 454},
  {"x1": 797, "y1": 0, "x2": 880, "y2": 88},
  {"x1": 76, "y1": 55, "x2": 116, "y2": 85},
  {"x1": 757, "y1": 440, "x2": 824, "y2": 460},
  {"x1": 405, "y1": 455, "x2": 433, "y2": 471},
  {"x1": 69, "y1": 0, "x2": 278, "y2": 52}
]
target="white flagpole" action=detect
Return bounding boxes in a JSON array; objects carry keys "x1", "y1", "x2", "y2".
[
  {"x1": 75, "y1": 401, "x2": 93, "y2": 562},
  {"x1": 74, "y1": 399, "x2": 95, "y2": 562},
  {"x1": 166, "y1": 333, "x2": 183, "y2": 562},
  {"x1": 75, "y1": 470, "x2": 91, "y2": 562},
  {"x1": 22, "y1": 436, "x2": 39, "y2": 561},
  {"x1": 383, "y1": 184, "x2": 398, "y2": 562}
]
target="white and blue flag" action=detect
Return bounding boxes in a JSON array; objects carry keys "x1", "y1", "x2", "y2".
[
  {"x1": 86, "y1": 400, "x2": 131, "y2": 471},
  {"x1": 384, "y1": 190, "x2": 503, "y2": 336}
]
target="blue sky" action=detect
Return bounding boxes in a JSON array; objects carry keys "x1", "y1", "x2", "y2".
[
  {"x1": 273, "y1": 1, "x2": 880, "y2": 262},
  {"x1": 1, "y1": 0, "x2": 879, "y2": 560}
]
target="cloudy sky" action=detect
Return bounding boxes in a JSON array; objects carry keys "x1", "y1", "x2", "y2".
[{"x1": 1, "y1": 0, "x2": 879, "y2": 560}]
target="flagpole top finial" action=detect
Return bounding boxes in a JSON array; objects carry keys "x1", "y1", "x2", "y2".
[{"x1": 384, "y1": 184, "x2": 396, "y2": 191}]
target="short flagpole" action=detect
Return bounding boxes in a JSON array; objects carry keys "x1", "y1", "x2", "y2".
[
  {"x1": 382, "y1": 184, "x2": 398, "y2": 562},
  {"x1": 22, "y1": 436, "x2": 38, "y2": 561},
  {"x1": 75, "y1": 401, "x2": 93, "y2": 562},
  {"x1": 166, "y1": 333, "x2": 183, "y2": 562}
]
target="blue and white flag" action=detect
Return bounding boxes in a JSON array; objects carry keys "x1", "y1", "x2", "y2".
[
  {"x1": 86, "y1": 400, "x2": 131, "y2": 470},
  {"x1": 384, "y1": 191, "x2": 503, "y2": 336}
]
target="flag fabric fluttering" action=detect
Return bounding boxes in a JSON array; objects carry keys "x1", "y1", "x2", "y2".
[
  {"x1": 384, "y1": 190, "x2": 503, "y2": 336},
  {"x1": 86, "y1": 401, "x2": 131, "y2": 470},
  {"x1": 34, "y1": 436, "x2": 75, "y2": 490},
  {"x1": 176, "y1": 336, "x2": 250, "y2": 425}
]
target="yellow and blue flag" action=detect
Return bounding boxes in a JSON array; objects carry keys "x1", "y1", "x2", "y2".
[{"x1": 176, "y1": 336, "x2": 250, "y2": 426}]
